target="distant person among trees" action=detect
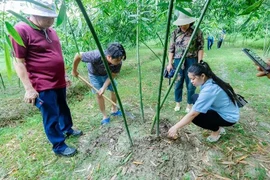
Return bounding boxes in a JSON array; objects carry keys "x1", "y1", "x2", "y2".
[
  {"x1": 72, "y1": 43, "x2": 126, "y2": 125},
  {"x1": 11, "y1": 0, "x2": 82, "y2": 157},
  {"x1": 217, "y1": 29, "x2": 226, "y2": 49},
  {"x1": 168, "y1": 60, "x2": 240, "y2": 142},
  {"x1": 256, "y1": 61, "x2": 270, "y2": 79},
  {"x1": 207, "y1": 33, "x2": 214, "y2": 50},
  {"x1": 166, "y1": 8, "x2": 204, "y2": 113}
]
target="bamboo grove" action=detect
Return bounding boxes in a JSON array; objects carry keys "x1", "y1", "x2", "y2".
[{"x1": 1, "y1": 0, "x2": 269, "y2": 145}]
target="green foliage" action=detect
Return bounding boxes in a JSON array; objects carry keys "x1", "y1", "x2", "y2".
[
  {"x1": 3, "y1": 42, "x2": 12, "y2": 78},
  {"x1": 4, "y1": 21, "x2": 25, "y2": 47},
  {"x1": 239, "y1": 0, "x2": 264, "y2": 15},
  {"x1": 56, "y1": 1, "x2": 67, "y2": 27}
]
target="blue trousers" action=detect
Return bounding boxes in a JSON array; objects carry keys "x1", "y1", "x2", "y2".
[
  {"x1": 173, "y1": 58, "x2": 197, "y2": 104},
  {"x1": 36, "y1": 88, "x2": 74, "y2": 153},
  {"x1": 207, "y1": 39, "x2": 214, "y2": 50}
]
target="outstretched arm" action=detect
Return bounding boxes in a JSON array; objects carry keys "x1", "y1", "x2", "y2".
[{"x1": 168, "y1": 110, "x2": 200, "y2": 138}]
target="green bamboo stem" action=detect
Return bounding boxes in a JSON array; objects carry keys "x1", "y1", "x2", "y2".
[
  {"x1": 141, "y1": 41, "x2": 162, "y2": 63},
  {"x1": 155, "y1": 0, "x2": 174, "y2": 137},
  {"x1": 137, "y1": 0, "x2": 145, "y2": 122},
  {"x1": 156, "y1": 32, "x2": 169, "y2": 62},
  {"x1": 151, "y1": 0, "x2": 212, "y2": 133},
  {"x1": 75, "y1": 0, "x2": 133, "y2": 146},
  {"x1": 67, "y1": 18, "x2": 80, "y2": 54}
]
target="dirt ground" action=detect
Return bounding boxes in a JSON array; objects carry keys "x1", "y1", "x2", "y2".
[{"x1": 72, "y1": 104, "x2": 270, "y2": 180}]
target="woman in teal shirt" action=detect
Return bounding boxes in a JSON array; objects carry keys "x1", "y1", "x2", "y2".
[{"x1": 168, "y1": 61, "x2": 239, "y2": 142}]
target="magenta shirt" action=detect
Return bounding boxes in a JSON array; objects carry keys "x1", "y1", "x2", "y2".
[{"x1": 11, "y1": 22, "x2": 66, "y2": 92}]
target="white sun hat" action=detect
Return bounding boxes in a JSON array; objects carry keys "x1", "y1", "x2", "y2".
[
  {"x1": 173, "y1": 8, "x2": 196, "y2": 26},
  {"x1": 23, "y1": 0, "x2": 58, "y2": 18}
]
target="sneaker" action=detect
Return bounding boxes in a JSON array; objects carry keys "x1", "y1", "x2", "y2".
[
  {"x1": 71, "y1": 129, "x2": 83, "y2": 137},
  {"x1": 66, "y1": 129, "x2": 83, "y2": 138},
  {"x1": 64, "y1": 129, "x2": 83, "y2": 138},
  {"x1": 111, "y1": 110, "x2": 122, "y2": 116},
  {"x1": 174, "y1": 106, "x2": 180, "y2": 112},
  {"x1": 101, "y1": 117, "x2": 110, "y2": 125},
  {"x1": 55, "y1": 147, "x2": 77, "y2": 157}
]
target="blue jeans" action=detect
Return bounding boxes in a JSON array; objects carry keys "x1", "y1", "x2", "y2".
[
  {"x1": 173, "y1": 57, "x2": 197, "y2": 104},
  {"x1": 207, "y1": 38, "x2": 214, "y2": 50},
  {"x1": 36, "y1": 88, "x2": 74, "y2": 153}
]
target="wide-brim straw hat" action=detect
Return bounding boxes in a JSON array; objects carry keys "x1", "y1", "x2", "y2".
[
  {"x1": 23, "y1": 0, "x2": 58, "y2": 18},
  {"x1": 173, "y1": 8, "x2": 196, "y2": 26}
]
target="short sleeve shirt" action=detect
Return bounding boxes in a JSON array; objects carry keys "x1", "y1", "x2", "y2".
[
  {"x1": 169, "y1": 27, "x2": 204, "y2": 59},
  {"x1": 11, "y1": 22, "x2": 66, "y2": 92},
  {"x1": 81, "y1": 50, "x2": 122, "y2": 76},
  {"x1": 192, "y1": 79, "x2": 239, "y2": 123}
]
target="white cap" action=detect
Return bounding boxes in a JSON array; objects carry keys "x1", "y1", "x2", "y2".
[
  {"x1": 173, "y1": 8, "x2": 196, "y2": 26},
  {"x1": 23, "y1": 0, "x2": 57, "y2": 18}
]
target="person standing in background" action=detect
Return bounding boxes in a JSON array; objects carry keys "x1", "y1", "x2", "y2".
[
  {"x1": 166, "y1": 8, "x2": 204, "y2": 113},
  {"x1": 207, "y1": 33, "x2": 214, "y2": 50},
  {"x1": 217, "y1": 29, "x2": 226, "y2": 49}
]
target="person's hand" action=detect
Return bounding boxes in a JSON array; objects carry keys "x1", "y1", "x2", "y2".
[
  {"x1": 72, "y1": 69, "x2": 79, "y2": 77},
  {"x1": 65, "y1": 76, "x2": 72, "y2": 88},
  {"x1": 98, "y1": 87, "x2": 105, "y2": 96},
  {"x1": 166, "y1": 63, "x2": 173, "y2": 72},
  {"x1": 256, "y1": 61, "x2": 270, "y2": 79},
  {"x1": 168, "y1": 125, "x2": 179, "y2": 139},
  {"x1": 24, "y1": 88, "x2": 39, "y2": 105}
]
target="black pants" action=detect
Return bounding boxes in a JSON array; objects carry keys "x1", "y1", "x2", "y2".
[
  {"x1": 191, "y1": 94, "x2": 235, "y2": 131},
  {"x1": 217, "y1": 39, "x2": 223, "y2": 48}
]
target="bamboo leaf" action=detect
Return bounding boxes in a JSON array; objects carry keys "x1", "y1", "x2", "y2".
[
  {"x1": 239, "y1": 0, "x2": 263, "y2": 15},
  {"x1": 176, "y1": 0, "x2": 192, "y2": 2},
  {"x1": 56, "y1": 2, "x2": 66, "y2": 27},
  {"x1": 7, "y1": 10, "x2": 40, "y2": 30},
  {"x1": 5, "y1": 21, "x2": 25, "y2": 47},
  {"x1": 4, "y1": 42, "x2": 12, "y2": 78},
  {"x1": 5, "y1": 33, "x2": 12, "y2": 49},
  {"x1": 157, "y1": 2, "x2": 169, "y2": 8},
  {"x1": 175, "y1": 6, "x2": 193, "y2": 17}
]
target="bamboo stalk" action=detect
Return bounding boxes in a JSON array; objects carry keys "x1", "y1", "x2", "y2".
[
  {"x1": 137, "y1": 0, "x2": 145, "y2": 122},
  {"x1": 75, "y1": 0, "x2": 133, "y2": 146},
  {"x1": 155, "y1": 0, "x2": 174, "y2": 137},
  {"x1": 141, "y1": 41, "x2": 162, "y2": 63}
]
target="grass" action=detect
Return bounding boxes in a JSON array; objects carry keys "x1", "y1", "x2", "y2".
[{"x1": 0, "y1": 43, "x2": 270, "y2": 179}]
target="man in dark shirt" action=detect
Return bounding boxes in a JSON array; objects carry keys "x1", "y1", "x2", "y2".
[
  {"x1": 72, "y1": 43, "x2": 126, "y2": 125},
  {"x1": 11, "y1": 0, "x2": 82, "y2": 157}
]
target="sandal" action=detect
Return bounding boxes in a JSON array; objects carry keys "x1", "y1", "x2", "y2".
[
  {"x1": 174, "y1": 106, "x2": 180, "y2": 112},
  {"x1": 206, "y1": 135, "x2": 221, "y2": 142},
  {"x1": 219, "y1": 127, "x2": 226, "y2": 135},
  {"x1": 101, "y1": 117, "x2": 110, "y2": 125},
  {"x1": 111, "y1": 110, "x2": 122, "y2": 116},
  {"x1": 185, "y1": 107, "x2": 191, "y2": 113}
]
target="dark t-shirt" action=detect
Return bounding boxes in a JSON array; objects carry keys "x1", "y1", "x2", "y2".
[
  {"x1": 81, "y1": 50, "x2": 122, "y2": 76},
  {"x1": 11, "y1": 22, "x2": 66, "y2": 92}
]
